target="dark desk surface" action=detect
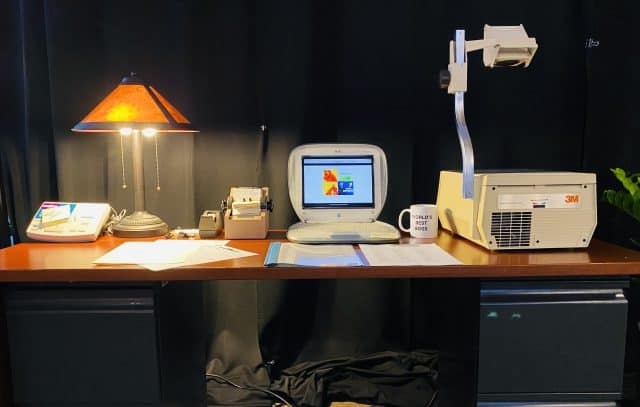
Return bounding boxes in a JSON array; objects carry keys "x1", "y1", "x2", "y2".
[{"x1": 0, "y1": 230, "x2": 639, "y2": 282}]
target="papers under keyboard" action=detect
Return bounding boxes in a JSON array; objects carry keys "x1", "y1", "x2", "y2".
[{"x1": 287, "y1": 221, "x2": 400, "y2": 244}]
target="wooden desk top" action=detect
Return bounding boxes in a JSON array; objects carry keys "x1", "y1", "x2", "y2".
[{"x1": 0, "y1": 230, "x2": 639, "y2": 282}]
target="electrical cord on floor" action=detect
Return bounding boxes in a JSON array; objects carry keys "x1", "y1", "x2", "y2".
[
  {"x1": 424, "y1": 389, "x2": 438, "y2": 407},
  {"x1": 205, "y1": 373, "x2": 294, "y2": 407}
]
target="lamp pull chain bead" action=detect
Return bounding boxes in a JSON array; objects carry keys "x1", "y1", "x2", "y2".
[
  {"x1": 120, "y1": 133, "x2": 127, "y2": 189},
  {"x1": 154, "y1": 134, "x2": 161, "y2": 191}
]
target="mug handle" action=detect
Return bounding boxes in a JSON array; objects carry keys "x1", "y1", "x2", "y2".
[{"x1": 398, "y1": 209, "x2": 411, "y2": 232}]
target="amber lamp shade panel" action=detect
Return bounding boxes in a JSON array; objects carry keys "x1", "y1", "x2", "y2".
[
  {"x1": 72, "y1": 74, "x2": 196, "y2": 132},
  {"x1": 71, "y1": 73, "x2": 198, "y2": 237}
]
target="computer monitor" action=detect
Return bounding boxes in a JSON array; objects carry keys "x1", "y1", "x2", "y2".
[{"x1": 288, "y1": 144, "x2": 388, "y2": 223}]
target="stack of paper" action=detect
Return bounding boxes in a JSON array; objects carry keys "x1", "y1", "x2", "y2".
[
  {"x1": 94, "y1": 240, "x2": 256, "y2": 271},
  {"x1": 359, "y1": 244, "x2": 462, "y2": 266}
]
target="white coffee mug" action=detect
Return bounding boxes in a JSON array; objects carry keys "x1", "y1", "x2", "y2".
[{"x1": 398, "y1": 204, "x2": 438, "y2": 238}]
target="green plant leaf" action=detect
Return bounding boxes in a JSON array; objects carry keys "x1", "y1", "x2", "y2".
[
  {"x1": 611, "y1": 168, "x2": 640, "y2": 197},
  {"x1": 603, "y1": 187, "x2": 640, "y2": 223},
  {"x1": 603, "y1": 189, "x2": 616, "y2": 205},
  {"x1": 623, "y1": 193, "x2": 634, "y2": 212},
  {"x1": 615, "y1": 190, "x2": 627, "y2": 207},
  {"x1": 633, "y1": 199, "x2": 640, "y2": 222},
  {"x1": 604, "y1": 169, "x2": 640, "y2": 226}
]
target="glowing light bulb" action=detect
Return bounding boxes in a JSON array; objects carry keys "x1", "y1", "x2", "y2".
[
  {"x1": 120, "y1": 127, "x2": 133, "y2": 136},
  {"x1": 142, "y1": 128, "x2": 157, "y2": 138}
]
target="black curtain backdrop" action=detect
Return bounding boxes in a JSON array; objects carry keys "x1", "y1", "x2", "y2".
[
  {"x1": 0, "y1": 160, "x2": 10, "y2": 248},
  {"x1": 3, "y1": 0, "x2": 640, "y2": 405},
  {"x1": 2, "y1": 0, "x2": 58, "y2": 245},
  {"x1": 582, "y1": 0, "x2": 640, "y2": 246}
]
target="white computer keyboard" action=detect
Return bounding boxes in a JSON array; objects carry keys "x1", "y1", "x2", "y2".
[{"x1": 287, "y1": 221, "x2": 400, "y2": 244}]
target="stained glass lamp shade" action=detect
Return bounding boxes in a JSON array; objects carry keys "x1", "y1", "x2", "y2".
[{"x1": 72, "y1": 73, "x2": 198, "y2": 237}]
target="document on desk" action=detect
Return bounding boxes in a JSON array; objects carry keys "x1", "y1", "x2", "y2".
[
  {"x1": 359, "y1": 244, "x2": 462, "y2": 266},
  {"x1": 93, "y1": 241, "x2": 196, "y2": 265},
  {"x1": 93, "y1": 240, "x2": 257, "y2": 271},
  {"x1": 265, "y1": 242, "x2": 365, "y2": 267},
  {"x1": 143, "y1": 240, "x2": 256, "y2": 271}
]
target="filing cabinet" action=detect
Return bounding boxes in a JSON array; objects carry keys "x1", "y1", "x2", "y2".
[
  {"x1": 5, "y1": 283, "x2": 205, "y2": 406},
  {"x1": 477, "y1": 280, "x2": 628, "y2": 406}
]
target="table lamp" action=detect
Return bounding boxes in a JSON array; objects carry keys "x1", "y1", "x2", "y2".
[
  {"x1": 439, "y1": 25, "x2": 538, "y2": 199},
  {"x1": 72, "y1": 73, "x2": 198, "y2": 237}
]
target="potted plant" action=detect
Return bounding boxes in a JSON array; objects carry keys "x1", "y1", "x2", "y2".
[{"x1": 603, "y1": 168, "x2": 640, "y2": 248}]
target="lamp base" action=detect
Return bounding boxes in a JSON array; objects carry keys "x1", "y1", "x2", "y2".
[{"x1": 112, "y1": 210, "x2": 168, "y2": 238}]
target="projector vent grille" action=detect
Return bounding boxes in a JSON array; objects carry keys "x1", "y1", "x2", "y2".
[{"x1": 491, "y1": 211, "x2": 532, "y2": 248}]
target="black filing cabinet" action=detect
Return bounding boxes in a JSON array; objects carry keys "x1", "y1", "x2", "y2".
[
  {"x1": 5, "y1": 283, "x2": 205, "y2": 406},
  {"x1": 477, "y1": 280, "x2": 628, "y2": 407}
]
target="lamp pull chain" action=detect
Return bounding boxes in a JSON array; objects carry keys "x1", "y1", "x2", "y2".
[
  {"x1": 120, "y1": 133, "x2": 127, "y2": 189},
  {"x1": 154, "y1": 135, "x2": 161, "y2": 191}
]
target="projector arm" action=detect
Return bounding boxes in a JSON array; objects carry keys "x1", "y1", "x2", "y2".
[
  {"x1": 439, "y1": 25, "x2": 537, "y2": 199},
  {"x1": 440, "y1": 33, "x2": 501, "y2": 199},
  {"x1": 440, "y1": 30, "x2": 478, "y2": 199}
]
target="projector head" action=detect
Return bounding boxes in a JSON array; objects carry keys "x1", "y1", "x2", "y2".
[{"x1": 482, "y1": 25, "x2": 538, "y2": 68}]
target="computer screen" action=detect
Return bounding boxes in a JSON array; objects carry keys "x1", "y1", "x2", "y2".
[{"x1": 302, "y1": 155, "x2": 374, "y2": 208}]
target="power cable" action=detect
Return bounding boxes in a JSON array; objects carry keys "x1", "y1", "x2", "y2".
[{"x1": 205, "y1": 373, "x2": 294, "y2": 407}]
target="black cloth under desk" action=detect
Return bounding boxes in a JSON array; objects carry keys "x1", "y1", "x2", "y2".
[
  {"x1": 204, "y1": 279, "x2": 478, "y2": 406},
  {"x1": 206, "y1": 350, "x2": 438, "y2": 407}
]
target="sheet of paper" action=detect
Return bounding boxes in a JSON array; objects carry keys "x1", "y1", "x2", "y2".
[
  {"x1": 93, "y1": 239, "x2": 244, "y2": 270},
  {"x1": 142, "y1": 240, "x2": 256, "y2": 271},
  {"x1": 41, "y1": 204, "x2": 71, "y2": 226},
  {"x1": 152, "y1": 239, "x2": 228, "y2": 252},
  {"x1": 94, "y1": 241, "x2": 195, "y2": 265},
  {"x1": 359, "y1": 244, "x2": 462, "y2": 266}
]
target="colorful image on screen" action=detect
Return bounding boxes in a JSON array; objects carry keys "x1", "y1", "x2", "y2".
[
  {"x1": 321, "y1": 169, "x2": 355, "y2": 196},
  {"x1": 323, "y1": 169, "x2": 338, "y2": 195},
  {"x1": 302, "y1": 156, "x2": 374, "y2": 208}
]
